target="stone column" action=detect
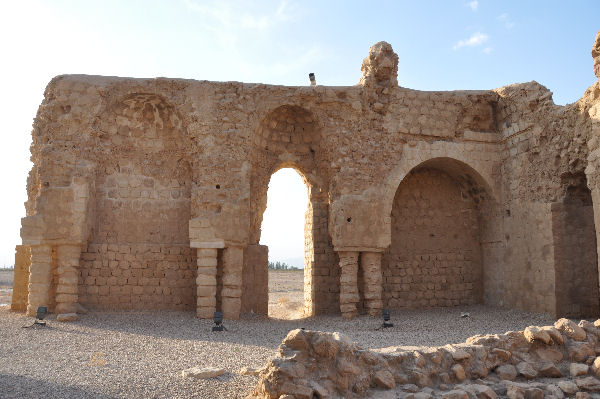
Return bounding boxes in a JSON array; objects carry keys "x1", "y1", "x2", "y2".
[
  {"x1": 222, "y1": 246, "x2": 243, "y2": 320},
  {"x1": 360, "y1": 251, "x2": 383, "y2": 316},
  {"x1": 196, "y1": 248, "x2": 218, "y2": 318},
  {"x1": 55, "y1": 245, "x2": 82, "y2": 315},
  {"x1": 338, "y1": 251, "x2": 359, "y2": 319},
  {"x1": 27, "y1": 245, "x2": 52, "y2": 317}
]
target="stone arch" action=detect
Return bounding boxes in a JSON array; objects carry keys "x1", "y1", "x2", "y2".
[
  {"x1": 381, "y1": 152, "x2": 502, "y2": 310},
  {"x1": 244, "y1": 105, "x2": 338, "y2": 317},
  {"x1": 105, "y1": 92, "x2": 186, "y2": 152},
  {"x1": 78, "y1": 92, "x2": 195, "y2": 312},
  {"x1": 382, "y1": 143, "x2": 498, "y2": 219}
]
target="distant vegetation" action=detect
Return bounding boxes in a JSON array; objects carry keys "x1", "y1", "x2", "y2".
[{"x1": 268, "y1": 261, "x2": 300, "y2": 271}]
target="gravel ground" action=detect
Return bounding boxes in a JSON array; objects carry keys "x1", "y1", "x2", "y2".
[{"x1": 0, "y1": 305, "x2": 553, "y2": 399}]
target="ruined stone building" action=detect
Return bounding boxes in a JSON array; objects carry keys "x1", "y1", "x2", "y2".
[{"x1": 10, "y1": 31, "x2": 600, "y2": 321}]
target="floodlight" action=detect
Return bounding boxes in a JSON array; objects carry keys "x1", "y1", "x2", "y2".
[
  {"x1": 34, "y1": 306, "x2": 47, "y2": 326},
  {"x1": 212, "y1": 311, "x2": 227, "y2": 332},
  {"x1": 309, "y1": 73, "x2": 316, "y2": 86},
  {"x1": 381, "y1": 308, "x2": 393, "y2": 329}
]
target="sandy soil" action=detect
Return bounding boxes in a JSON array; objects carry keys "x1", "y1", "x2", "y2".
[{"x1": 268, "y1": 269, "x2": 304, "y2": 319}]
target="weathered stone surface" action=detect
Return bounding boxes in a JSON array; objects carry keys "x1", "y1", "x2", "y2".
[
  {"x1": 558, "y1": 380, "x2": 578, "y2": 395},
  {"x1": 442, "y1": 390, "x2": 469, "y2": 399},
  {"x1": 181, "y1": 366, "x2": 225, "y2": 379},
  {"x1": 572, "y1": 363, "x2": 590, "y2": 377},
  {"x1": 524, "y1": 326, "x2": 552, "y2": 344},
  {"x1": 568, "y1": 342, "x2": 595, "y2": 362},
  {"x1": 545, "y1": 384, "x2": 565, "y2": 399},
  {"x1": 536, "y1": 347, "x2": 564, "y2": 363},
  {"x1": 470, "y1": 384, "x2": 498, "y2": 399},
  {"x1": 593, "y1": 30, "x2": 600, "y2": 78},
  {"x1": 516, "y1": 362, "x2": 538, "y2": 379},
  {"x1": 495, "y1": 364, "x2": 517, "y2": 381},
  {"x1": 373, "y1": 370, "x2": 395, "y2": 389},
  {"x1": 524, "y1": 388, "x2": 544, "y2": 399},
  {"x1": 555, "y1": 318, "x2": 587, "y2": 342},
  {"x1": 538, "y1": 362, "x2": 562, "y2": 378},
  {"x1": 576, "y1": 376, "x2": 600, "y2": 391},
  {"x1": 506, "y1": 385, "x2": 524, "y2": 399},
  {"x1": 452, "y1": 364, "x2": 467, "y2": 382},
  {"x1": 592, "y1": 357, "x2": 600, "y2": 376}
]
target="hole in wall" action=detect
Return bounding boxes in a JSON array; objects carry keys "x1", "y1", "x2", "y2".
[
  {"x1": 215, "y1": 184, "x2": 220, "y2": 189},
  {"x1": 347, "y1": 217, "x2": 352, "y2": 223}
]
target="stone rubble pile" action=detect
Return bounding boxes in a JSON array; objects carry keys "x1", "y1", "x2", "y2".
[{"x1": 250, "y1": 318, "x2": 600, "y2": 399}]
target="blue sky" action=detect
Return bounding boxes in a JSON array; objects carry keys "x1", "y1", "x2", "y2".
[{"x1": 0, "y1": 1, "x2": 598, "y2": 267}]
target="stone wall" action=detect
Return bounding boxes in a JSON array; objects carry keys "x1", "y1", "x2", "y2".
[
  {"x1": 10, "y1": 245, "x2": 30, "y2": 311},
  {"x1": 78, "y1": 243, "x2": 196, "y2": 310},
  {"x1": 251, "y1": 319, "x2": 600, "y2": 399},
  {"x1": 13, "y1": 31, "x2": 600, "y2": 320},
  {"x1": 241, "y1": 244, "x2": 268, "y2": 315},
  {"x1": 502, "y1": 202, "x2": 556, "y2": 314},
  {"x1": 382, "y1": 168, "x2": 483, "y2": 309}
]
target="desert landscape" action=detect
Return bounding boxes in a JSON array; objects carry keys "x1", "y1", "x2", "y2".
[{"x1": 0, "y1": 269, "x2": 12, "y2": 306}]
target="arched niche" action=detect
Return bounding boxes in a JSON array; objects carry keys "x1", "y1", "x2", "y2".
[{"x1": 381, "y1": 156, "x2": 502, "y2": 310}]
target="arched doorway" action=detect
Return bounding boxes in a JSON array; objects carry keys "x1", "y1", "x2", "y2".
[
  {"x1": 382, "y1": 157, "x2": 496, "y2": 309},
  {"x1": 260, "y1": 168, "x2": 308, "y2": 319},
  {"x1": 246, "y1": 105, "x2": 338, "y2": 317}
]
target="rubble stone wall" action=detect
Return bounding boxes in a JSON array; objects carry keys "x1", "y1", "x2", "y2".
[{"x1": 251, "y1": 319, "x2": 600, "y2": 399}]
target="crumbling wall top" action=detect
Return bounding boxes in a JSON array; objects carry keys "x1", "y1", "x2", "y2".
[
  {"x1": 593, "y1": 30, "x2": 600, "y2": 79},
  {"x1": 359, "y1": 41, "x2": 398, "y2": 88}
]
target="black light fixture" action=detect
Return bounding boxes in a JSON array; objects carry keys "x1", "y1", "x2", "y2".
[
  {"x1": 381, "y1": 308, "x2": 393, "y2": 329},
  {"x1": 35, "y1": 306, "x2": 47, "y2": 326},
  {"x1": 308, "y1": 72, "x2": 316, "y2": 86},
  {"x1": 23, "y1": 306, "x2": 48, "y2": 328},
  {"x1": 212, "y1": 311, "x2": 227, "y2": 332}
]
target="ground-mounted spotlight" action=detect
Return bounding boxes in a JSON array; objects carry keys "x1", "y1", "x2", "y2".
[
  {"x1": 35, "y1": 306, "x2": 48, "y2": 326},
  {"x1": 212, "y1": 311, "x2": 227, "y2": 332},
  {"x1": 381, "y1": 308, "x2": 393, "y2": 329},
  {"x1": 309, "y1": 72, "x2": 316, "y2": 86},
  {"x1": 23, "y1": 306, "x2": 48, "y2": 328}
]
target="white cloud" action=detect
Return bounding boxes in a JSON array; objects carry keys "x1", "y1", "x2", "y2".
[
  {"x1": 498, "y1": 13, "x2": 515, "y2": 29},
  {"x1": 468, "y1": 1, "x2": 479, "y2": 11},
  {"x1": 482, "y1": 47, "x2": 492, "y2": 54},
  {"x1": 453, "y1": 32, "x2": 489, "y2": 50},
  {"x1": 184, "y1": 0, "x2": 293, "y2": 32}
]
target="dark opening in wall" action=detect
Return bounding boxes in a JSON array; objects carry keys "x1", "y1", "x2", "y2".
[{"x1": 553, "y1": 172, "x2": 599, "y2": 318}]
